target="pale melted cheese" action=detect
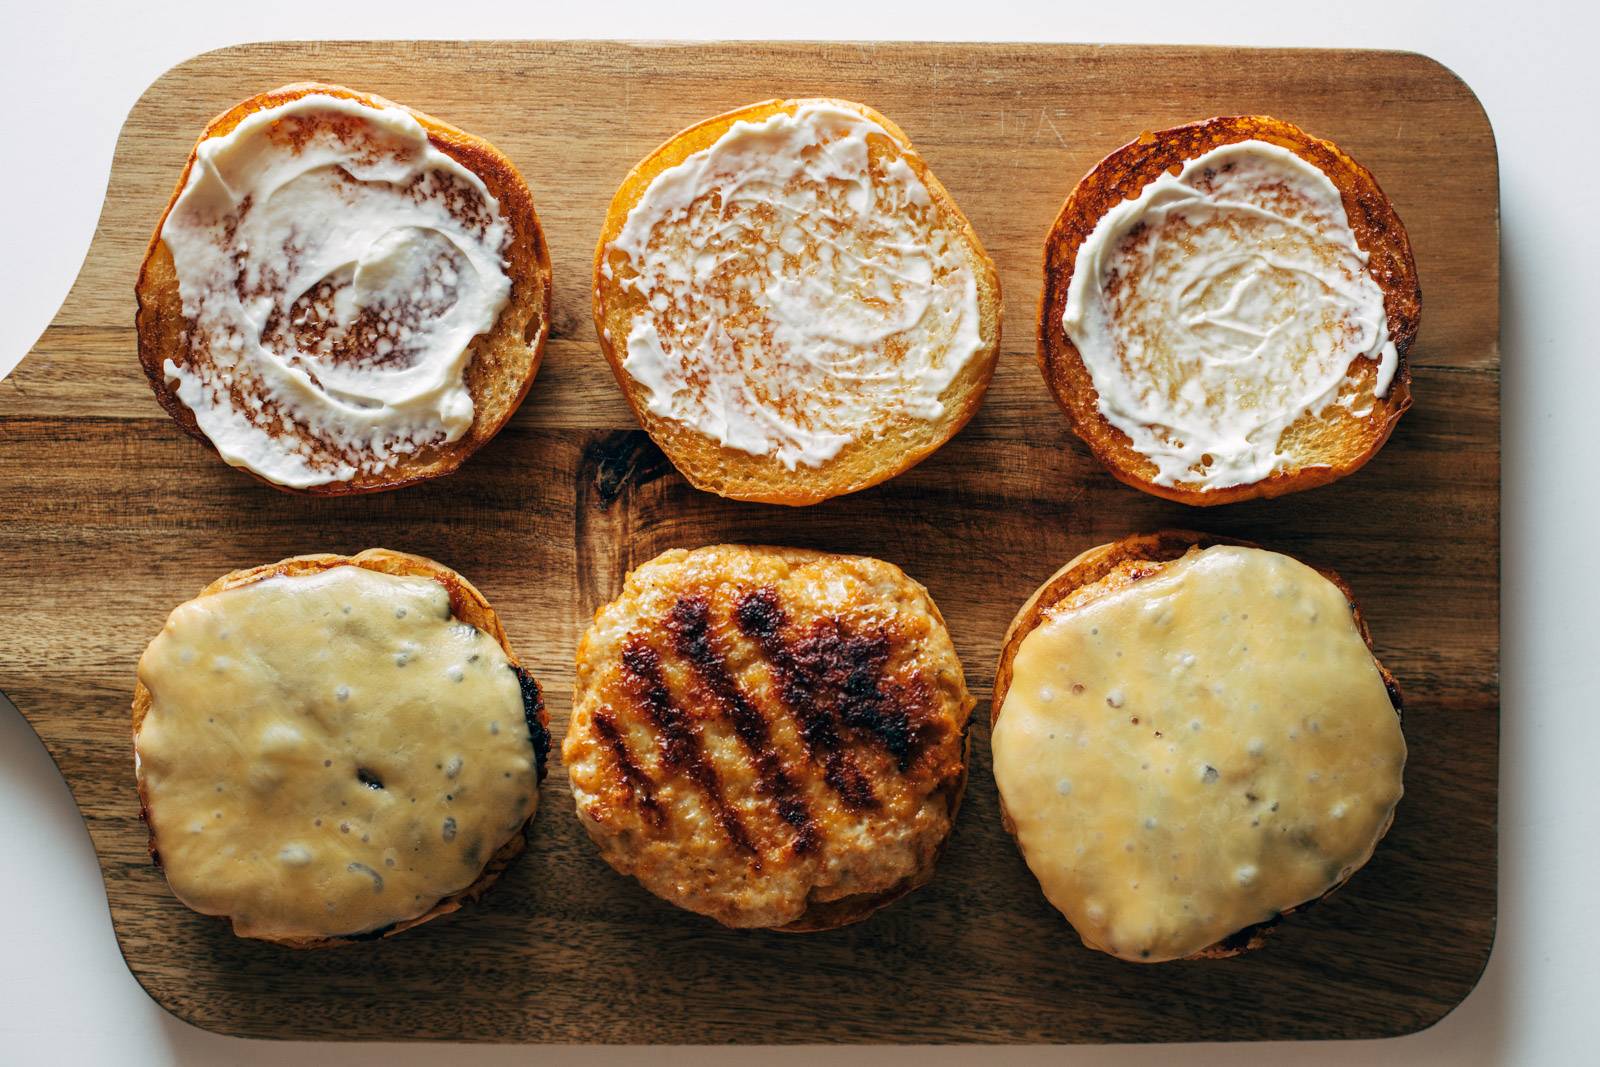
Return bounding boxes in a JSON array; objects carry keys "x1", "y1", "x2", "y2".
[
  {"x1": 991, "y1": 546, "x2": 1405, "y2": 962},
  {"x1": 135, "y1": 566, "x2": 535, "y2": 940},
  {"x1": 604, "y1": 102, "x2": 985, "y2": 469},
  {"x1": 1063, "y1": 140, "x2": 1397, "y2": 491}
]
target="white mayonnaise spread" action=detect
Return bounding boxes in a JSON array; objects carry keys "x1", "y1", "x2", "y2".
[
  {"x1": 1063, "y1": 140, "x2": 1397, "y2": 491},
  {"x1": 605, "y1": 102, "x2": 984, "y2": 469},
  {"x1": 160, "y1": 94, "x2": 512, "y2": 488}
]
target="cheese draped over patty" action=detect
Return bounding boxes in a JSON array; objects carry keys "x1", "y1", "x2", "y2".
[
  {"x1": 135, "y1": 565, "x2": 536, "y2": 940},
  {"x1": 992, "y1": 545, "x2": 1405, "y2": 961}
]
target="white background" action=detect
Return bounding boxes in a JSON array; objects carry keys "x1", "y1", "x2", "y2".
[{"x1": 1, "y1": 1, "x2": 1593, "y2": 1063}]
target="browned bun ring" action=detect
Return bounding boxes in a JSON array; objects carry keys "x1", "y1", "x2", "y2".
[
  {"x1": 1037, "y1": 116, "x2": 1420, "y2": 505},
  {"x1": 593, "y1": 98, "x2": 1001, "y2": 506},
  {"x1": 136, "y1": 83, "x2": 552, "y2": 495}
]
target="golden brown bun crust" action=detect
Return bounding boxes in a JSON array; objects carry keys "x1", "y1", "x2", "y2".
[
  {"x1": 592, "y1": 98, "x2": 1002, "y2": 506},
  {"x1": 1037, "y1": 116, "x2": 1420, "y2": 506},
  {"x1": 991, "y1": 530, "x2": 1403, "y2": 959},
  {"x1": 135, "y1": 83, "x2": 553, "y2": 495},
  {"x1": 131, "y1": 549, "x2": 547, "y2": 948},
  {"x1": 566, "y1": 545, "x2": 972, "y2": 930}
]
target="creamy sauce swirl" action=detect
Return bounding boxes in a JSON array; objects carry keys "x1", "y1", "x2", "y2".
[
  {"x1": 160, "y1": 94, "x2": 512, "y2": 487},
  {"x1": 1063, "y1": 140, "x2": 1396, "y2": 490},
  {"x1": 605, "y1": 102, "x2": 984, "y2": 469}
]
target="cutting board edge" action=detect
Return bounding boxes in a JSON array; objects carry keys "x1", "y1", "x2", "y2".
[{"x1": 1, "y1": 38, "x2": 1503, "y2": 1046}]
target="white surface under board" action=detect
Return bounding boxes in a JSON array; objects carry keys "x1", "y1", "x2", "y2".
[{"x1": 1, "y1": 1, "x2": 1595, "y2": 1064}]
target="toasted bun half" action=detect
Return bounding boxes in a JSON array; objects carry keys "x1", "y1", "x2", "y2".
[
  {"x1": 991, "y1": 530, "x2": 1403, "y2": 960},
  {"x1": 1038, "y1": 116, "x2": 1420, "y2": 505},
  {"x1": 132, "y1": 549, "x2": 550, "y2": 948},
  {"x1": 593, "y1": 98, "x2": 1002, "y2": 506},
  {"x1": 136, "y1": 83, "x2": 553, "y2": 495},
  {"x1": 566, "y1": 544, "x2": 972, "y2": 930}
]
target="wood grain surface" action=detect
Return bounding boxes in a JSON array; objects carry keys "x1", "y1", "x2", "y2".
[{"x1": 0, "y1": 40, "x2": 1499, "y2": 1044}]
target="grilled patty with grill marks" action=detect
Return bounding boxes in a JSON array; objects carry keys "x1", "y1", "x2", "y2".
[{"x1": 566, "y1": 544, "x2": 973, "y2": 930}]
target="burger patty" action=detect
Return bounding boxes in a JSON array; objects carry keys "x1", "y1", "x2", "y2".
[{"x1": 565, "y1": 545, "x2": 973, "y2": 929}]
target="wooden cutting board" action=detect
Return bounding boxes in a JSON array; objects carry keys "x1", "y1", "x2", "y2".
[{"x1": 0, "y1": 40, "x2": 1498, "y2": 1044}]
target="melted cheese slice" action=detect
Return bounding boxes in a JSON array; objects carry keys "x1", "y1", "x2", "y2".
[
  {"x1": 135, "y1": 566, "x2": 535, "y2": 940},
  {"x1": 991, "y1": 546, "x2": 1405, "y2": 962}
]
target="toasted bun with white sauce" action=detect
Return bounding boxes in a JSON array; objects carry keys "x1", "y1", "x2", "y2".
[
  {"x1": 593, "y1": 98, "x2": 1001, "y2": 505},
  {"x1": 566, "y1": 545, "x2": 973, "y2": 929},
  {"x1": 991, "y1": 531, "x2": 1405, "y2": 961},
  {"x1": 1038, "y1": 116, "x2": 1420, "y2": 505},
  {"x1": 132, "y1": 549, "x2": 550, "y2": 947},
  {"x1": 136, "y1": 83, "x2": 552, "y2": 494}
]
